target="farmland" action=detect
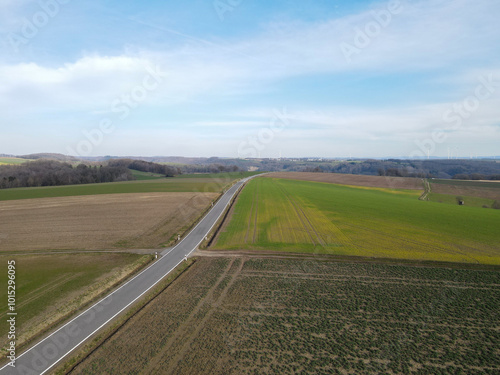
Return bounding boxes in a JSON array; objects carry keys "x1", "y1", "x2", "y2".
[
  {"x1": 431, "y1": 179, "x2": 500, "y2": 189},
  {"x1": 0, "y1": 192, "x2": 218, "y2": 252},
  {"x1": 69, "y1": 256, "x2": 500, "y2": 374},
  {"x1": 0, "y1": 172, "x2": 255, "y2": 201},
  {"x1": 0, "y1": 170, "x2": 253, "y2": 364},
  {"x1": 174, "y1": 172, "x2": 261, "y2": 179},
  {"x1": 267, "y1": 172, "x2": 425, "y2": 190},
  {"x1": 129, "y1": 169, "x2": 166, "y2": 180},
  {"x1": 429, "y1": 179, "x2": 500, "y2": 205},
  {"x1": 428, "y1": 193, "x2": 496, "y2": 208},
  {"x1": 213, "y1": 177, "x2": 500, "y2": 265},
  {"x1": 0, "y1": 252, "x2": 150, "y2": 354}
]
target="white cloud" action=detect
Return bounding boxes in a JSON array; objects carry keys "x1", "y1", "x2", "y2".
[
  {"x1": 0, "y1": 0, "x2": 499, "y2": 156},
  {"x1": 0, "y1": 55, "x2": 161, "y2": 110},
  {"x1": 2, "y1": 0, "x2": 500, "y2": 109}
]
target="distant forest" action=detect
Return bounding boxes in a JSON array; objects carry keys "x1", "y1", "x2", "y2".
[
  {"x1": 181, "y1": 164, "x2": 240, "y2": 174},
  {"x1": 126, "y1": 156, "x2": 499, "y2": 180},
  {"x1": 108, "y1": 159, "x2": 241, "y2": 175},
  {"x1": 0, "y1": 160, "x2": 133, "y2": 189},
  {"x1": 108, "y1": 159, "x2": 181, "y2": 177},
  {"x1": 253, "y1": 159, "x2": 500, "y2": 180},
  {"x1": 0, "y1": 158, "x2": 243, "y2": 189},
  {"x1": 1, "y1": 156, "x2": 499, "y2": 190},
  {"x1": 46, "y1": 153, "x2": 500, "y2": 180}
]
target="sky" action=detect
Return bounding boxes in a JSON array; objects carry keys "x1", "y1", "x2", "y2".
[{"x1": 0, "y1": 0, "x2": 499, "y2": 158}]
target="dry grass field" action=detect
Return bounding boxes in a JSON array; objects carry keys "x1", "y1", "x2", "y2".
[
  {"x1": 69, "y1": 256, "x2": 500, "y2": 375},
  {"x1": 430, "y1": 183, "x2": 500, "y2": 200},
  {"x1": 267, "y1": 172, "x2": 425, "y2": 190},
  {"x1": 0, "y1": 192, "x2": 218, "y2": 252}
]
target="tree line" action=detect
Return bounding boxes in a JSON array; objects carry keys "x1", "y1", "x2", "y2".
[
  {"x1": 181, "y1": 164, "x2": 240, "y2": 174},
  {"x1": 0, "y1": 159, "x2": 243, "y2": 190},
  {"x1": 107, "y1": 159, "x2": 241, "y2": 175},
  {"x1": 0, "y1": 160, "x2": 133, "y2": 189},
  {"x1": 265, "y1": 159, "x2": 500, "y2": 180},
  {"x1": 107, "y1": 159, "x2": 181, "y2": 177},
  {"x1": 451, "y1": 173, "x2": 500, "y2": 180}
]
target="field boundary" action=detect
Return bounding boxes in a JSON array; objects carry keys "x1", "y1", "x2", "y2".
[
  {"x1": 55, "y1": 259, "x2": 196, "y2": 374},
  {"x1": 194, "y1": 249, "x2": 500, "y2": 271}
]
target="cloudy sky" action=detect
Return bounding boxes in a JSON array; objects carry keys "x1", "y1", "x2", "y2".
[{"x1": 1, "y1": 0, "x2": 499, "y2": 158}]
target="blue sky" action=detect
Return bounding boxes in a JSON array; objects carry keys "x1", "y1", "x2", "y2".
[{"x1": 1, "y1": 0, "x2": 499, "y2": 158}]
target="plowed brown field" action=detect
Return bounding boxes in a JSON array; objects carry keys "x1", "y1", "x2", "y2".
[
  {"x1": 431, "y1": 183, "x2": 500, "y2": 200},
  {"x1": 69, "y1": 256, "x2": 500, "y2": 375},
  {"x1": 267, "y1": 172, "x2": 424, "y2": 190},
  {"x1": 0, "y1": 192, "x2": 218, "y2": 252}
]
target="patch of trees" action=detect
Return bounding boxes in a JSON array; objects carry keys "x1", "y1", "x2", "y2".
[
  {"x1": 0, "y1": 160, "x2": 133, "y2": 189},
  {"x1": 302, "y1": 166, "x2": 323, "y2": 173},
  {"x1": 75, "y1": 156, "x2": 500, "y2": 179},
  {"x1": 452, "y1": 173, "x2": 500, "y2": 180},
  {"x1": 378, "y1": 167, "x2": 432, "y2": 178},
  {"x1": 412, "y1": 159, "x2": 500, "y2": 179},
  {"x1": 107, "y1": 159, "x2": 181, "y2": 177},
  {"x1": 299, "y1": 159, "x2": 500, "y2": 179},
  {"x1": 18, "y1": 153, "x2": 79, "y2": 162},
  {"x1": 251, "y1": 158, "x2": 500, "y2": 179},
  {"x1": 370, "y1": 160, "x2": 500, "y2": 179},
  {"x1": 181, "y1": 164, "x2": 241, "y2": 174}
]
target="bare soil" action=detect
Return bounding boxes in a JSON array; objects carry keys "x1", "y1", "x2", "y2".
[
  {"x1": 267, "y1": 172, "x2": 424, "y2": 190},
  {"x1": 431, "y1": 183, "x2": 500, "y2": 200},
  {"x1": 0, "y1": 192, "x2": 218, "y2": 252}
]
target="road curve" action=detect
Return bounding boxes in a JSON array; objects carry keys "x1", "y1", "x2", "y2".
[{"x1": 1, "y1": 175, "x2": 257, "y2": 375}]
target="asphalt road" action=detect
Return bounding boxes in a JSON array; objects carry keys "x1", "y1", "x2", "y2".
[{"x1": 1, "y1": 175, "x2": 256, "y2": 375}]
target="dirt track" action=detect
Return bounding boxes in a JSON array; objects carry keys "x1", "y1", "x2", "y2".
[{"x1": 266, "y1": 172, "x2": 424, "y2": 190}]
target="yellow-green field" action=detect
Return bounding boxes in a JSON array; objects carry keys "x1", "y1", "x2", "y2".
[
  {"x1": 213, "y1": 177, "x2": 500, "y2": 265},
  {"x1": 0, "y1": 157, "x2": 31, "y2": 165}
]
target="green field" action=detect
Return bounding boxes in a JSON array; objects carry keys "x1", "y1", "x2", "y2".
[
  {"x1": 214, "y1": 177, "x2": 500, "y2": 265},
  {"x1": 0, "y1": 253, "x2": 150, "y2": 353},
  {"x1": 428, "y1": 193, "x2": 496, "y2": 208},
  {"x1": 0, "y1": 157, "x2": 31, "y2": 165},
  {"x1": 0, "y1": 172, "x2": 259, "y2": 201},
  {"x1": 130, "y1": 169, "x2": 166, "y2": 180}
]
